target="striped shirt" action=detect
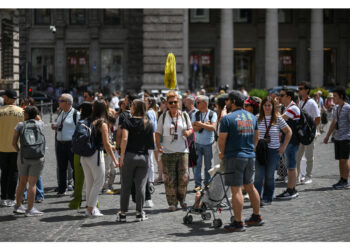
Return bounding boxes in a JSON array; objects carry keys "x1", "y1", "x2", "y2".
[
  {"x1": 257, "y1": 115, "x2": 288, "y2": 149},
  {"x1": 284, "y1": 101, "x2": 300, "y2": 120}
]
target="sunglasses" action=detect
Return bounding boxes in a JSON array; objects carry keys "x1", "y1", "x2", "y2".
[
  {"x1": 168, "y1": 101, "x2": 178, "y2": 105},
  {"x1": 280, "y1": 94, "x2": 286, "y2": 97},
  {"x1": 196, "y1": 101, "x2": 201, "y2": 105},
  {"x1": 298, "y1": 87, "x2": 305, "y2": 91},
  {"x1": 59, "y1": 99, "x2": 67, "y2": 103}
]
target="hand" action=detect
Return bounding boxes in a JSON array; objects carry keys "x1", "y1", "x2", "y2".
[
  {"x1": 323, "y1": 136, "x2": 329, "y2": 144},
  {"x1": 51, "y1": 124, "x2": 57, "y2": 130},
  {"x1": 183, "y1": 130, "x2": 191, "y2": 138},
  {"x1": 219, "y1": 152, "x2": 225, "y2": 160},
  {"x1": 194, "y1": 121, "x2": 203, "y2": 127},
  {"x1": 114, "y1": 160, "x2": 119, "y2": 168},
  {"x1": 157, "y1": 145, "x2": 164, "y2": 154},
  {"x1": 278, "y1": 145, "x2": 286, "y2": 155}
]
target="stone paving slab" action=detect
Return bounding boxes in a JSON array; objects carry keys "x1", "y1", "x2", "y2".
[{"x1": 0, "y1": 116, "x2": 349, "y2": 242}]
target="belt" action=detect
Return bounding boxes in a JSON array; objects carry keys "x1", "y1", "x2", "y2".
[{"x1": 57, "y1": 141, "x2": 72, "y2": 144}]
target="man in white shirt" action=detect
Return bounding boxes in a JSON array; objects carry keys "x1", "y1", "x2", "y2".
[
  {"x1": 296, "y1": 81, "x2": 321, "y2": 185},
  {"x1": 110, "y1": 91, "x2": 120, "y2": 111}
]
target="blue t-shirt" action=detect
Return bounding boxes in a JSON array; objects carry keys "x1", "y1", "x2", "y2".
[
  {"x1": 191, "y1": 110, "x2": 217, "y2": 145},
  {"x1": 219, "y1": 109, "x2": 258, "y2": 159},
  {"x1": 146, "y1": 109, "x2": 157, "y2": 133}
]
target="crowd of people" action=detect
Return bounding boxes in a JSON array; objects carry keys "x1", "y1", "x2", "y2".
[{"x1": 0, "y1": 81, "x2": 349, "y2": 233}]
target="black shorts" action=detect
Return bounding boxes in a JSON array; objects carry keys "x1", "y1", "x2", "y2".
[{"x1": 334, "y1": 140, "x2": 350, "y2": 160}]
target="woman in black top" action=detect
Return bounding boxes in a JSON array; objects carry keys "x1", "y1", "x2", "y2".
[{"x1": 117, "y1": 99, "x2": 155, "y2": 222}]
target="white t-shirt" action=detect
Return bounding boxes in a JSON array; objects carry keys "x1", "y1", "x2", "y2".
[
  {"x1": 257, "y1": 115, "x2": 287, "y2": 149},
  {"x1": 284, "y1": 101, "x2": 300, "y2": 121},
  {"x1": 299, "y1": 98, "x2": 320, "y2": 119},
  {"x1": 156, "y1": 111, "x2": 192, "y2": 153},
  {"x1": 110, "y1": 96, "x2": 119, "y2": 110}
]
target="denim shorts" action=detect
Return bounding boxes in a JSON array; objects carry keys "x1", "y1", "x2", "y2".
[{"x1": 224, "y1": 157, "x2": 255, "y2": 187}]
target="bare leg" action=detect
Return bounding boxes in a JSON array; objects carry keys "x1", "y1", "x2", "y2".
[
  {"x1": 16, "y1": 176, "x2": 28, "y2": 206},
  {"x1": 231, "y1": 186, "x2": 243, "y2": 222},
  {"x1": 27, "y1": 176, "x2": 38, "y2": 210},
  {"x1": 244, "y1": 183, "x2": 260, "y2": 215},
  {"x1": 287, "y1": 169, "x2": 297, "y2": 189}
]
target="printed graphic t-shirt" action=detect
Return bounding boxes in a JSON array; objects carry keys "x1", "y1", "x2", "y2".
[{"x1": 219, "y1": 109, "x2": 258, "y2": 159}]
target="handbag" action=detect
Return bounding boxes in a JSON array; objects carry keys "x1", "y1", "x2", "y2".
[{"x1": 256, "y1": 117, "x2": 272, "y2": 165}]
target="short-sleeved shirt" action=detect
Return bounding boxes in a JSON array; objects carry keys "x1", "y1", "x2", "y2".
[
  {"x1": 146, "y1": 109, "x2": 157, "y2": 133},
  {"x1": 283, "y1": 102, "x2": 300, "y2": 145},
  {"x1": 15, "y1": 119, "x2": 44, "y2": 133},
  {"x1": 156, "y1": 111, "x2": 192, "y2": 153},
  {"x1": 121, "y1": 117, "x2": 154, "y2": 155},
  {"x1": 220, "y1": 109, "x2": 258, "y2": 159},
  {"x1": 299, "y1": 98, "x2": 320, "y2": 119},
  {"x1": 56, "y1": 108, "x2": 80, "y2": 141},
  {"x1": 333, "y1": 103, "x2": 350, "y2": 141},
  {"x1": 0, "y1": 105, "x2": 24, "y2": 152},
  {"x1": 118, "y1": 110, "x2": 131, "y2": 127},
  {"x1": 191, "y1": 110, "x2": 217, "y2": 145},
  {"x1": 257, "y1": 115, "x2": 287, "y2": 149}
]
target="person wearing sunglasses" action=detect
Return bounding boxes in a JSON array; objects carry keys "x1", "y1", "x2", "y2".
[
  {"x1": 155, "y1": 91, "x2": 192, "y2": 211},
  {"x1": 296, "y1": 81, "x2": 320, "y2": 185}
]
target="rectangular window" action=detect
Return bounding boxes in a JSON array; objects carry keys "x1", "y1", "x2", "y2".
[
  {"x1": 278, "y1": 48, "x2": 296, "y2": 85},
  {"x1": 189, "y1": 49, "x2": 214, "y2": 91},
  {"x1": 234, "y1": 48, "x2": 254, "y2": 88},
  {"x1": 233, "y1": 9, "x2": 252, "y2": 23},
  {"x1": 67, "y1": 49, "x2": 89, "y2": 88},
  {"x1": 278, "y1": 9, "x2": 293, "y2": 24},
  {"x1": 34, "y1": 9, "x2": 51, "y2": 25},
  {"x1": 101, "y1": 49, "x2": 124, "y2": 93},
  {"x1": 190, "y1": 9, "x2": 210, "y2": 23},
  {"x1": 104, "y1": 9, "x2": 121, "y2": 25},
  {"x1": 1, "y1": 19, "x2": 13, "y2": 79},
  {"x1": 70, "y1": 9, "x2": 86, "y2": 25},
  {"x1": 31, "y1": 48, "x2": 55, "y2": 87}
]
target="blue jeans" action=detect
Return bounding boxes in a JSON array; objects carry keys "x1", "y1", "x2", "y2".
[
  {"x1": 285, "y1": 144, "x2": 300, "y2": 170},
  {"x1": 24, "y1": 176, "x2": 44, "y2": 201},
  {"x1": 194, "y1": 143, "x2": 213, "y2": 188},
  {"x1": 254, "y1": 148, "x2": 280, "y2": 202}
]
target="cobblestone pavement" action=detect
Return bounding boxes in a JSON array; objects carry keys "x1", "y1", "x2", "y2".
[{"x1": 0, "y1": 115, "x2": 349, "y2": 242}]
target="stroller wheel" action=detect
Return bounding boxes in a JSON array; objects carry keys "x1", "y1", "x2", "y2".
[
  {"x1": 183, "y1": 215, "x2": 193, "y2": 224},
  {"x1": 213, "y1": 219, "x2": 223, "y2": 228},
  {"x1": 230, "y1": 216, "x2": 235, "y2": 224},
  {"x1": 201, "y1": 212, "x2": 212, "y2": 221}
]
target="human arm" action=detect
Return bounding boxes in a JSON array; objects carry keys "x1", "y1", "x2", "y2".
[
  {"x1": 254, "y1": 129, "x2": 259, "y2": 151},
  {"x1": 323, "y1": 119, "x2": 336, "y2": 144},
  {"x1": 119, "y1": 128, "x2": 130, "y2": 168},
  {"x1": 279, "y1": 125, "x2": 292, "y2": 155},
  {"x1": 155, "y1": 132, "x2": 163, "y2": 153},
  {"x1": 218, "y1": 132, "x2": 228, "y2": 160},
  {"x1": 315, "y1": 117, "x2": 321, "y2": 126},
  {"x1": 101, "y1": 123, "x2": 119, "y2": 167},
  {"x1": 12, "y1": 130, "x2": 20, "y2": 152},
  {"x1": 194, "y1": 121, "x2": 216, "y2": 131}
]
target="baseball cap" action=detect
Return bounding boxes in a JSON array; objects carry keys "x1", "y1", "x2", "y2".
[
  {"x1": 0, "y1": 89, "x2": 17, "y2": 99},
  {"x1": 244, "y1": 96, "x2": 260, "y2": 107}
]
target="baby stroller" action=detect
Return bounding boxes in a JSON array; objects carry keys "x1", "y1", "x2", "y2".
[{"x1": 183, "y1": 172, "x2": 234, "y2": 228}]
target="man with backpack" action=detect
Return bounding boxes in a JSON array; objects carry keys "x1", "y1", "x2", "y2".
[
  {"x1": 192, "y1": 95, "x2": 217, "y2": 192},
  {"x1": 296, "y1": 81, "x2": 320, "y2": 185},
  {"x1": 0, "y1": 90, "x2": 24, "y2": 207},
  {"x1": 51, "y1": 94, "x2": 80, "y2": 197},
  {"x1": 276, "y1": 88, "x2": 301, "y2": 200}
]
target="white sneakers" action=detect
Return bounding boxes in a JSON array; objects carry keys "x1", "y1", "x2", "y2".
[
  {"x1": 144, "y1": 200, "x2": 154, "y2": 208},
  {"x1": 13, "y1": 204, "x2": 26, "y2": 214},
  {"x1": 25, "y1": 207, "x2": 44, "y2": 217},
  {"x1": 0, "y1": 200, "x2": 15, "y2": 207},
  {"x1": 299, "y1": 176, "x2": 312, "y2": 185},
  {"x1": 85, "y1": 207, "x2": 104, "y2": 217}
]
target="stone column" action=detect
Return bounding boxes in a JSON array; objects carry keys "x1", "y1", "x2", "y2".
[
  {"x1": 296, "y1": 9, "x2": 308, "y2": 82},
  {"x1": 265, "y1": 9, "x2": 278, "y2": 89},
  {"x1": 220, "y1": 9, "x2": 233, "y2": 89},
  {"x1": 310, "y1": 9, "x2": 324, "y2": 87},
  {"x1": 183, "y1": 9, "x2": 189, "y2": 90},
  {"x1": 54, "y1": 10, "x2": 66, "y2": 87}
]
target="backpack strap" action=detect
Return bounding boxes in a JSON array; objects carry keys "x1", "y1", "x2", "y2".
[
  {"x1": 301, "y1": 98, "x2": 309, "y2": 110},
  {"x1": 195, "y1": 110, "x2": 200, "y2": 121},
  {"x1": 208, "y1": 110, "x2": 213, "y2": 122},
  {"x1": 73, "y1": 109, "x2": 78, "y2": 125}
]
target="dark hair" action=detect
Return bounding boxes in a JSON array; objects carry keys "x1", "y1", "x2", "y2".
[
  {"x1": 216, "y1": 94, "x2": 228, "y2": 110},
  {"x1": 79, "y1": 101, "x2": 93, "y2": 120},
  {"x1": 28, "y1": 97, "x2": 36, "y2": 106},
  {"x1": 333, "y1": 86, "x2": 347, "y2": 100},
  {"x1": 132, "y1": 99, "x2": 150, "y2": 128},
  {"x1": 107, "y1": 112, "x2": 116, "y2": 125},
  {"x1": 24, "y1": 105, "x2": 38, "y2": 120},
  {"x1": 281, "y1": 88, "x2": 295, "y2": 98},
  {"x1": 84, "y1": 90, "x2": 94, "y2": 97},
  {"x1": 228, "y1": 90, "x2": 245, "y2": 107},
  {"x1": 258, "y1": 96, "x2": 277, "y2": 125},
  {"x1": 92, "y1": 100, "x2": 108, "y2": 133},
  {"x1": 147, "y1": 97, "x2": 157, "y2": 112},
  {"x1": 298, "y1": 81, "x2": 311, "y2": 94}
]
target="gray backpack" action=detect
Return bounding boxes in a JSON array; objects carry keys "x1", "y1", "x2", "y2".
[{"x1": 20, "y1": 120, "x2": 46, "y2": 159}]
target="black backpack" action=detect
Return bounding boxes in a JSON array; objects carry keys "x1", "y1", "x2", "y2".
[
  {"x1": 256, "y1": 139, "x2": 268, "y2": 165},
  {"x1": 71, "y1": 119, "x2": 102, "y2": 165},
  {"x1": 296, "y1": 100, "x2": 317, "y2": 145},
  {"x1": 20, "y1": 120, "x2": 46, "y2": 159}
]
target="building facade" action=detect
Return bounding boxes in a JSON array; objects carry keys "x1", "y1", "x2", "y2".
[
  {"x1": 0, "y1": 9, "x2": 20, "y2": 92},
  {"x1": 18, "y1": 9, "x2": 350, "y2": 94}
]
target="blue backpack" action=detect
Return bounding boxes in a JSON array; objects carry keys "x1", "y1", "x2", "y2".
[{"x1": 72, "y1": 119, "x2": 102, "y2": 165}]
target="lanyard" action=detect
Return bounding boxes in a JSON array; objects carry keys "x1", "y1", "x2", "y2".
[
  {"x1": 200, "y1": 111, "x2": 208, "y2": 123},
  {"x1": 171, "y1": 111, "x2": 179, "y2": 133},
  {"x1": 59, "y1": 108, "x2": 72, "y2": 126},
  {"x1": 337, "y1": 104, "x2": 344, "y2": 122},
  {"x1": 264, "y1": 116, "x2": 272, "y2": 137}
]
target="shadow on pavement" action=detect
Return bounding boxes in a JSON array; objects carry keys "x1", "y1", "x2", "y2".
[
  {"x1": 49, "y1": 200, "x2": 71, "y2": 205},
  {"x1": 40, "y1": 215, "x2": 85, "y2": 223},
  {"x1": 169, "y1": 221, "x2": 227, "y2": 237},
  {"x1": 80, "y1": 220, "x2": 118, "y2": 227},
  {"x1": 42, "y1": 207, "x2": 71, "y2": 213},
  {"x1": 299, "y1": 187, "x2": 335, "y2": 192},
  {"x1": 0, "y1": 215, "x2": 18, "y2": 222}
]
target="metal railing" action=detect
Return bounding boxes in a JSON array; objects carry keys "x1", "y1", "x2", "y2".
[{"x1": 36, "y1": 100, "x2": 54, "y2": 123}]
